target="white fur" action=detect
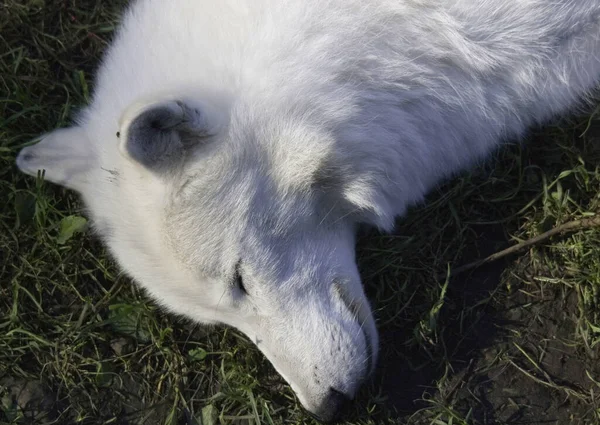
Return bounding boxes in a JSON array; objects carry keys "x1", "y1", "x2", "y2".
[{"x1": 16, "y1": 0, "x2": 600, "y2": 420}]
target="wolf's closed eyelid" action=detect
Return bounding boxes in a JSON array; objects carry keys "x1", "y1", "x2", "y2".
[{"x1": 233, "y1": 261, "x2": 248, "y2": 295}]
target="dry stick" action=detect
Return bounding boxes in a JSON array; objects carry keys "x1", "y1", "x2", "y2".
[{"x1": 442, "y1": 215, "x2": 600, "y2": 280}]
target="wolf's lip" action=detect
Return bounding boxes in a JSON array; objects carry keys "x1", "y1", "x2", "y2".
[{"x1": 333, "y1": 281, "x2": 376, "y2": 378}]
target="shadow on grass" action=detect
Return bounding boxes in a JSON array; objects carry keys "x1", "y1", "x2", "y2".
[
  {"x1": 346, "y1": 116, "x2": 600, "y2": 424},
  {"x1": 365, "y1": 224, "x2": 512, "y2": 420}
]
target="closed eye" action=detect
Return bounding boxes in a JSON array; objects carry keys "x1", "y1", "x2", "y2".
[{"x1": 233, "y1": 262, "x2": 248, "y2": 295}]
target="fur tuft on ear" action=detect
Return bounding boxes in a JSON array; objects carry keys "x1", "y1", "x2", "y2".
[
  {"x1": 314, "y1": 154, "x2": 396, "y2": 232},
  {"x1": 118, "y1": 99, "x2": 219, "y2": 172},
  {"x1": 16, "y1": 126, "x2": 94, "y2": 192}
]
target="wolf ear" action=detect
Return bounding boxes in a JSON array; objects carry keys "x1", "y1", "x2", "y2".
[
  {"x1": 119, "y1": 99, "x2": 220, "y2": 171},
  {"x1": 16, "y1": 126, "x2": 94, "y2": 192}
]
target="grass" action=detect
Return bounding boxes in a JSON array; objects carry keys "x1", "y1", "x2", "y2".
[{"x1": 1, "y1": 1, "x2": 600, "y2": 424}]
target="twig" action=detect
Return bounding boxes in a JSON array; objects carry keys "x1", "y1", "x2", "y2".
[
  {"x1": 506, "y1": 358, "x2": 589, "y2": 402},
  {"x1": 441, "y1": 215, "x2": 600, "y2": 280}
]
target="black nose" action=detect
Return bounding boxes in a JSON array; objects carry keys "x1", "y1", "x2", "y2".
[{"x1": 306, "y1": 387, "x2": 353, "y2": 423}]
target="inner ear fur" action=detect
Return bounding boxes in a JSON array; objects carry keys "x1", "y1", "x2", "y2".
[{"x1": 118, "y1": 99, "x2": 221, "y2": 172}]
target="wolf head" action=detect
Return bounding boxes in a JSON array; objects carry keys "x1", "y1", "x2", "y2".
[{"x1": 16, "y1": 93, "x2": 379, "y2": 422}]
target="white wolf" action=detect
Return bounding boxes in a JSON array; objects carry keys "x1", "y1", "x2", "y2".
[{"x1": 16, "y1": 0, "x2": 600, "y2": 421}]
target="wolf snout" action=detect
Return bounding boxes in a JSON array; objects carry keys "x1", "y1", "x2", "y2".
[
  {"x1": 16, "y1": 147, "x2": 34, "y2": 166},
  {"x1": 306, "y1": 387, "x2": 353, "y2": 423},
  {"x1": 299, "y1": 321, "x2": 374, "y2": 422}
]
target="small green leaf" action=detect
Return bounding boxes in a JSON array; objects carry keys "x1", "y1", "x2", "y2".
[
  {"x1": 56, "y1": 215, "x2": 87, "y2": 244},
  {"x1": 108, "y1": 303, "x2": 152, "y2": 343},
  {"x1": 587, "y1": 321, "x2": 600, "y2": 334},
  {"x1": 199, "y1": 404, "x2": 217, "y2": 425},
  {"x1": 188, "y1": 347, "x2": 208, "y2": 362}
]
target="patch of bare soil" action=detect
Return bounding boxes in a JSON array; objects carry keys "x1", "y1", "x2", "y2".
[
  {"x1": 371, "y1": 256, "x2": 600, "y2": 425},
  {"x1": 455, "y1": 272, "x2": 600, "y2": 425}
]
